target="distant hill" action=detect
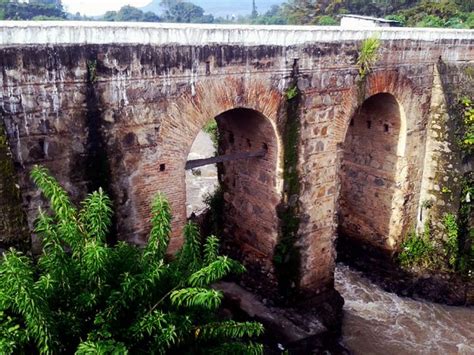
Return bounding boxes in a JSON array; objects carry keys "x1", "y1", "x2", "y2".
[{"x1": 141, "y1": 0, "x2": 285, "y2": 18}]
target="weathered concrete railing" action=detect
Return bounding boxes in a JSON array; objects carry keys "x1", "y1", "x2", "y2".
[{"x1": 0, "y1": 21, "x2": 473, "y2": 46}]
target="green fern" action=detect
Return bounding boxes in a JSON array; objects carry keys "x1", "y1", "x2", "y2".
[
  {"x1": 203, "y1": 235, "x2": 220, "y2": 265},
  {"x1": 188, "y1": 256, "x2": 245, "y2": 287},
  {"x1": 357, "y1": 37, "x2": 381, "y2": 79},
  {"x1": 0, "y1": 165, "x2": 263, "y2": 354},
  {"x1": 170, "y1": 288, "x2": 223, "y2": 310},
  {"x1": 195, "y1": 320, "x2": 264, "y2": 340}
]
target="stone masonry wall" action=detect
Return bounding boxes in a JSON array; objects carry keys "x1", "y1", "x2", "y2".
[
  {"x1": 417, "y1": 62, "x2": 474, "y2": 238},
  {"x1": 217, "y1": 108, "x2": 281, "y2": 275},
  {"x1": 0, "y1": 27, "x2": 473, "y2": 295},
  {"x1": 339, "y1": 93, "x2": 401, "y2": 251}
]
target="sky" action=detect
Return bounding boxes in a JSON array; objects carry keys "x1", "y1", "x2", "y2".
[{"x1": 62, "y1": 0, "x2": 152, "y2": 16}]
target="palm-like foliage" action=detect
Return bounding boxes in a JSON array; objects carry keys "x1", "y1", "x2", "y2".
[{"x1": 0, "y1": 165, "x2": 264, "y2": 354}]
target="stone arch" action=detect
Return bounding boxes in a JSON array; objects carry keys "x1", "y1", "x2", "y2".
[
  {"x1": 335, "y1": 71, "x2": 414, "y2": 146},
  {"x1": 332, "y1": 70, "x2": 424, "y2": 253},
  {"x1": 147, "y1": 77, "x2": 284, "y2": 254},
  {"x1": 211, "y1": 107, "x2": 282, "y2": 267},
  {"x1": 338, "y1": 92, "x2": 406, "y2": 251}
]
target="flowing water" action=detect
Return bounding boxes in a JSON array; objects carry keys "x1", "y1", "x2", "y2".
[
  {"x1": 335, "y1": 264, "x2": 474, "y2": 355},
  {"x1": 187, "y1": 130, "x2": 474, "y2": 355}
]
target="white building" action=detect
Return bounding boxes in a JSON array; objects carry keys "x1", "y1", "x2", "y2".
[{"x1": 340, "y1": 14, "x2": 401, "y2": 28}]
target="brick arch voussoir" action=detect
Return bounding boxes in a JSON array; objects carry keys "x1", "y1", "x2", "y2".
[
  {"x1": 334, "y1": 70, "x2": 416, "y2": 145},
  {"x1": 164, "y1": 76, "x2": 283, "y2": 165}
]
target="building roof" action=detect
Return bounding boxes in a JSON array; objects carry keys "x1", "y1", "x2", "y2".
[{"x1": 340, "y1": 14, "x2": 401, "y2": 24}]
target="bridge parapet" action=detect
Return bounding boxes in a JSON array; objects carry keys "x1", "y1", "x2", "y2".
[{"x1": 0, "y1": 21, "x2": 473, "y2": 46}]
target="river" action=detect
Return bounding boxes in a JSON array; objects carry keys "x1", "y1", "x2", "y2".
[
  {"x1": 186, "y1": 130, "x2": 474, "y2": 355},
  {"x1": 335, "y1": 264, "x2": 474, "y2": 355}
]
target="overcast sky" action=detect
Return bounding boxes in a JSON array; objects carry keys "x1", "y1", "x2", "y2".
[{"x1": 62, "y1": 0, "x2": 152, "y2": 16}]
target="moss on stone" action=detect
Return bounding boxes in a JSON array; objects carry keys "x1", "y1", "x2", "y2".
[
  {"x1": 273, "y1": 81, "x2": 302, "y2": 299},
  {"x1": 408, "y1": 61, "x2": 474, "y2": 276}
]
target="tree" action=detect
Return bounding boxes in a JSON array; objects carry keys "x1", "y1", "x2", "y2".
[
  {"x1": 102, "y1": 10, "x2": 118, "y2": 21},
  {"x1": 0, "y1": 166, "x2": 264, "y2": 354},
  {"x1": 251, "y1": 0, "x2": 258, "y2": 19},
  {"x1": 160, "y1": 0, "x2": 183, "y2": 9},
  {"x1": 30, "y1": 0, "x2": 62, "y2": 9},
  {"x1": 143, "y1": 11, "x2": 160, "y2": 22},
  {"x1": 282, "y1": 0, "x2": 318, "y2": 24},
  {"x1": 101, "y1": 6, "x2": 161, "y2": 22},
  {"x1": 317, "y1": 15, "x2": 338, "y2": 25},
  {"x1": 165, "y1": 1, "x2": 212, "y2": 23},
  {"x1": 116, "y1": 5, "x2": 147, "y2": 21},
  {"x1": 0, "y1": 0, "x2": 66, "y2": 20}
]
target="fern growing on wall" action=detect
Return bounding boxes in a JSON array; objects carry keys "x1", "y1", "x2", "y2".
[
  {"x1": 0, "y1": 165, "x2": 264, "y2": 354},
  {"x1": 357, "y1": 36, "x2": 381, "y2": 79}
]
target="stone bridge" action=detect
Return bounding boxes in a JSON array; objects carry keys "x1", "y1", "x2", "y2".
[{"x1": 1, "y1": 22, "x2": 473, "y2": 298}]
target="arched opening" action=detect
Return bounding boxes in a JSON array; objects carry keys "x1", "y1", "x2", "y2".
[
  {"x1": 185, "y1": 108, "x2": 280, "y2": 272},
  {"x1": 338, "y1": 93, "x2": 404, "y2": 251},
  {"x1": 185, "y1": 120, "x2": 219, "y2": 218}
]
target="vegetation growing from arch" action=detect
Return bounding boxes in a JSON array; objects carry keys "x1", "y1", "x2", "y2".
[
  {"x1": 0, "y1": 165, "x2": 264, "y2": 354},
  {"x1": 203, "y1": 119, "x2": 219, "y2": 148},
  {"x1": 356, "y1": 37, "x2": 381, "y2": 80}
]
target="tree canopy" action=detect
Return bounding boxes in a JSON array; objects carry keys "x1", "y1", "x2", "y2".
[{"x1": 0, "y1": 0, "x2": 66, "y2": 20}]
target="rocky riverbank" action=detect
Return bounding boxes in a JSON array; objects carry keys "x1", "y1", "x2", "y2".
[{"x1": 337, "y1": 235, "x2": 474, "y2": 306}]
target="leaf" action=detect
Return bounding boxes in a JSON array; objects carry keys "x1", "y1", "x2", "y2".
[
  {"x1": 170, "y1": 288, "x2": 223, "y2": 310},
  {"x1": 188, "y1": 256, "x2": 245, "y2": 287}
]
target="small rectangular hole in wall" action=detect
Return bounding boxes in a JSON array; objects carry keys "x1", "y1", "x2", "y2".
[
  {"x1": 367, "y1": 120, "x2": 372, "y2": 129},
  {"x1": 384, "y1": 124, "x2": 389, "y2": 132},
  {"x1": 160, "y1": 163, "x2": 166, "y2": 172},
  {"x1": 350, "y1": 119, "x2": 354, "y2": 126}
]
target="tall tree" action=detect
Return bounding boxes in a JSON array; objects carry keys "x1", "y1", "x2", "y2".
[
  {"x1": 251, "y1": 0, "x2": 258, "y2": 18},
  {"x1": 165, "y1": 1, "x2": 211, "y2": 23}
]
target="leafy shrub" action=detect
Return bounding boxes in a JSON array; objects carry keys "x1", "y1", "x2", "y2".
[
  {"x1": 443, "y1": 213, "x2": 459, "y2": 269},
  {"x1": 459, "y1": 174, "x2": 474, "y2": 276},
  {"x1": 0, "y1": 166, "x2": 263, "y2": 354},
  {"x1": 459, "y1": 97, "x2": 474, "y2": 154},
  {"x1": 416, "y1": 14, "x2": 445, "y2": 28},
  {"x1": 385, "y1": 14, "x2": 406, "y2": 26},
  {"x1": 285, "y1": 85, "x2": 298, "y2": 100},
  {"x1": 203, "y1": 119, "x2": 219, "y2": 148},
  {"x1": 317, "y1": 15, "x2": 338, "y2": 26},
  {"x1": 399, "y1": 227, "x2": 435, "y2": 269},
  {"x1": 204, "y1": 186, "x2": 225, "y2": 236}
]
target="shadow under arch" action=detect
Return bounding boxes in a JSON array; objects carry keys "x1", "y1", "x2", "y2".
[{"x1": 338, "y1": 92, "x2": 408, "y2": 252}]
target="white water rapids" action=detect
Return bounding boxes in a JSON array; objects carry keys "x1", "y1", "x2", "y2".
[{"x1": 335, "y1": 264, "x2": 474, "y2": 355}]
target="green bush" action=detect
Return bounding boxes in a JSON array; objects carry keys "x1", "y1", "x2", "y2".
[
  {"x1": 0, "y1": 166, "x2": 263, "y2": 354},
  {"x1": 317, "y1": 15, "x2": 338, "y2": 26},
  {"x1": 399, "y1": 224, "x2": 434, "y2": 269},
  {"x1": 443, "y1": 213, "x2": 459, "y2": 269},
  {"x1": 203, "y1": 119, "x2": 219, "y2": 148},
  {"x1": 416, "y1": 14, "x2": 445, "y2": 27},
  {"x1": 460, "y1": 97, "x2": 474, "y2": 154},
  {"x1": 285, "y1": 85, "x2": 298, "y2": 100}
]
